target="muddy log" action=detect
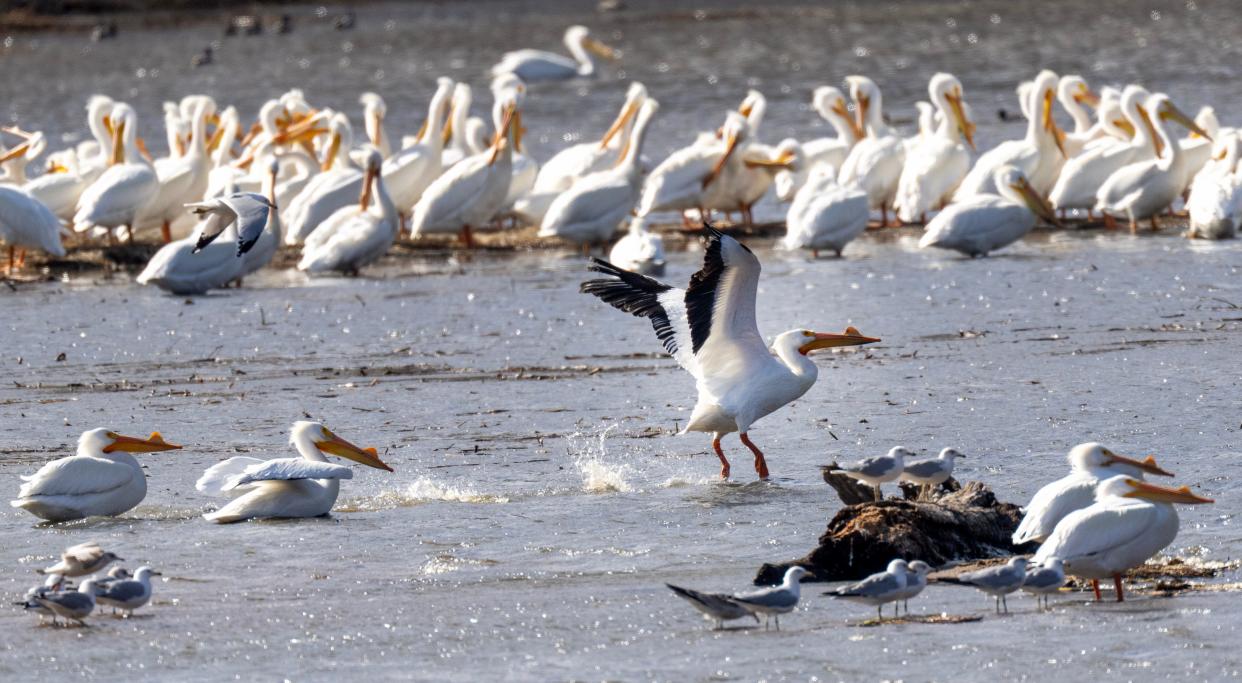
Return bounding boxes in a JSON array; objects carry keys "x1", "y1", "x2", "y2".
[{"x1": 755, "y1": 479, "x2": 1036, "y2": 585}]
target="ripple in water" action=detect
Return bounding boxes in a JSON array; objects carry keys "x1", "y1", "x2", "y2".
[{"x1": 338, "y1": 477, "x2": 511, "y2": 511}]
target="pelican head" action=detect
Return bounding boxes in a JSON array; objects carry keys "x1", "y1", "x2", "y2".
[
  {"x1": 993, "y1": 165, "x2": 1060, "y2": 227},
  {"x1": 744, "y1": 138, "x2": 799, "y2": 171},
  {"x1": 813, "y1": 85, "x2": 859, "y2": 141},
  {"x1": 566, "y1": 25, "x2": 618, "y2": 61},
  {"x1": 846, "y1": 75, "x2": 881, "y2": 135},
  {"x1": 1099, "y1": 476, "x2": 1214, "y2": 505},
  {"x1": 359, "y1": 92, "x2": 387, "y2": 149},
  {"x1": 1032, "y1": 70, "x2": 1066, "y2": 157},
  {"x1": 1059, "y1": 75, "x2": 1100, "y2": 108},
  {"x1": 79, "y1": 427, "x2": 182, "y2": 457},
  {"x1": 930, "y1": 72, "x2": 975, "y2": 150},
  {"x1": 780, "y1": 327, "x2": 881, "y2": 357},
  {"x1": 1149, "y1": 94, "x2": 1212, "y2": 140},
  {"x1": 1067, "y1": 442, "x2": 1173, "y2": 478},
  {"x1": 292, "y1": 420, "x2": 392, "y2": 471},
  {"x1": 352, "y1": 147, "x2": 384, "y2": 209},
  {"x1": 599, "y1": 81, "x2": 648, "y2": 149}
]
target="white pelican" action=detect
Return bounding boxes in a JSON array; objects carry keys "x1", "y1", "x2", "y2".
[
  {"x1": 359, "y1": 92, "x2": 391, "y2": 159},
  {"x1": 1173, "y1": 106, "x2": 1220, "y2": 199},
  {"x1": 382, "y1": 77, "x2": 454, "y2": 217},
  {"x1": 10, "y1": 428, "x2": 181, "y2": 522},
  {"x1": 134, "y1": 98, "x2": 215, "y2": 242},
  {"x1": 283, "y1": 113, "x2": 362, "y2": 245},
  {"x1": 638, "y1": 111, "x2": 748, "y2": 220},
  {"x1": 1013, "y1": 442, "x2": 1174, "y2": 545},
  {"x1": 1186, "y1": 133, "x2": 1242, "y2": 239},
  {"x1": 1057, "y1": 75, "x2": 1102, "y2": 157},
  {"x1": 533, "y1": 82, "x2": 647, "y2": 195},
  {"x1": 948, "y1": 557, "x2": 1028, "y2": 613},
  {"x1": 538, "y1": 98, "x2": 658, "y2": 250},
  {"x1": 440, "y1": 83, "x2": 484, "y2": 169},
  {"x1": 491, "y1": 74, "x2": 538, "y2": 215},
  {"x1": 711, "y1": 138, "x2": 797, "y2": 225},
  {"x1": 24, "y1": 143, "x2": 89, "y2": 222},
  {"x1": 838, "y1": 76, "x2": 906, "y2": 226},
  {"x1": 919, "y1": 165, "x2": 1060, "y2": 257},
  {"x1": 0, "y1": 128, "x2": 45, "y2": 185},
  {"x1": 579, "y1": 225, "x2": 879, "y2": 479},
  {"x1": 1095, "y1": 93, "x2": 1209, "y2": 231},
  {"x1": 0, "y1": 184, "x2": 66, "y2": 274},
  {"x1": 1049, "y1": 85, "x2": 1155, "y2": 214},
  {"x1": 774, "y1": 86, "x2": 859, "y2": 202},
  {"x1": 954, "y1": 70, "x2": 1065, "y2": 200},
  {"x1": 410, "y1": 92, "x2": 521, "y2": 247},
  {"x1": 781, "y1": 164, "x2": 868, "y2": 257},
  {"x1": 73, "y1": 103, "x2": 159, "y2": 242},
  {"x1": 608, "y1": 215, "x2": 665, "y2": 276},
  {"x1": 95, "y1": 566, "x2": 160, "y2": 617},
  {"x1": 39, "y1": 542, "x2": 122, "y2": 577},
  {"x1": 300, "y1": 148, "x2": 397, "y2": 274},
  {"x1": 828, "y1": 559, "x2": 908, "y2": 621},
  {"x1": 491, "y1": 25, "x2": 618, "y2": 81},
  {"x1": 195, "y1": 420, "x2": 392, "y2": 523},
  {"x1": 839, "y1": 446, "x2": 908, "y2": 499},
  {"x1": 1034, "y1": 476, "x2": 1213, "y2": 601},
  {"x1": 893, "y1": 73, "x2": 975, "y2": 223}
]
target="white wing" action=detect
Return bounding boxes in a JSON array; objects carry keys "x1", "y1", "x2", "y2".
[
  {"x1": 411, "y1": 155, "x2": 494, "y2": 234},
  {"x1": 216, "y1": 192, "x2": 274, "y2": 254},
  {"x1": 1034, "y1": 500, "x2": 1159, "y2": 566},
  {"x1": 0, "y1": 186, "x2": 66, "y2": 256},
  {"x1": 63, "y1": 541, "x2": 105, "y2": 564},
  {"x1": 195, "y1": 456, "x2": 266, "y2": 497},
  {"x1": 223, "y1": 458, "x2": 354, "y2": 490},
  {"x1": 15, "y1": 456, "x2": 137, "y2": 499},
  {"x1": 74, "y1": 163, "x2": 157, "y2": 229},
  {"x1": 1013, "y1": 474, "x2": 1097, "y2": 544}
]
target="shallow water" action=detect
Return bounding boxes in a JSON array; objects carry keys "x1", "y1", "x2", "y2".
[{"x1": 3, "y1": 1, "x2": 1242, "y2": 681}]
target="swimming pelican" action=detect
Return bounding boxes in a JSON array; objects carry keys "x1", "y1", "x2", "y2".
[
  {"x1": 382, "y1": 77, "x2": 454, "y2": 218},
  {"x1": 491, "y1": 25, "x2": 618, "y2": 81},
  {"x1": 95, "y1": 566, "x2": 160, "y2": 617},
  {"x1": 0, "y1": 184, "x2": 66, "y2": 274},
  {"x1": 579, "y1": 225, "x2": 879, "y2": 479},
  {"x1": 539, "y1": 98, "x2": 658, "y2": 250},
  {"x1": 1050, "y1": 85, "x2": 1156, "y2": 214},
  {"x1": 1186, "y1": 133, "x2": 1242, "y2": 239},
  {"x1": 134, "y1": 98, "x2": 215, "y2": 242},
  {"x1": 781, "y1": 164, "x2": 869, "y2": 257},
  {"x1": 195, "y1": 420, "x2": 392, "y2": 523},
  {"x1": 359, "y1": 92, "x2": 391, "y2": 159},
  {"x1": 774, "y1": 86, "x2": 859, "y2": 202},
  {"x1": 919, "y1": 165, "x2": 1060, "y2": 257},
  {"x1": 283, "y1": 113, "x2": 362, "y2": 245},
  {"x1": 893, "y1": 73, "x2": 975, "y2": 223},
  {"x1": 838, "y1": 76, "x2": 906, "y2": 226},
  {"x1": 410, "y1": 91, "x2": 522, "y2": 247},
  {"x1": 10, "y1": 428, "x2": 181, "y2": 522},
  {"x1": 1013, "y1": 442, "x2": 1174, "y2": 545},
  {"x1": 638, "y1": 111, "x2": 748, "y2": 220},
  {"x1": 1095, "y1": 93, "x2": 1209, "y2": 231},
  {"x1": 608, "y1": 215, "x2": 665, "y2": 276},
  {"x1": 300, "y1": 148, "x2": 397, "y2": 274},
  {"x1": 73, "y1": 103, "x2": 159, "y2": 242},
  {"x1": 1034, "y1": 476, "x2": 1213, "y2": 601},
  {"x1": 954, "y1": 70, "x2": 1065, "y2": 201}
]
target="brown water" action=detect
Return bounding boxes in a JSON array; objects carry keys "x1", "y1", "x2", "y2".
[{"x1": 3, "y1": 1, "x2": 1242, "y2": 681}]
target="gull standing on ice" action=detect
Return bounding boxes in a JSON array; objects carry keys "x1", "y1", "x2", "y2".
[
  {"x1": 96, "y1": 566, "x2": 161, "y2": 617},
  {"x1": 946, "y1": 557, "x2": 1028, "y2": 613},
  {"x1": 665, "y1": 583, "x2": 760, "y2": 630},
  {"x1": 730, "y1": 566, "x2": 808, "y2": 630},
  {"x1": 828, "y1": 558, "x2": 909, "y2": 621},
  {"x1": 839, "y1": 447, "x2": 910, "y2": 500},
  {"x1": 1021, "y1": 557, "x2": 1067, "y2": 610}
]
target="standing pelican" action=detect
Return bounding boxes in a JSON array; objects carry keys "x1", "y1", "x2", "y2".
[
  {"x1": 1034, "y1": 476, "x2": 1213, "y2": 601},
  {"x1": 579, "y1": 225, "x2": 879, "y2": 479},
  {"x1": 10, "y1": 428, "x2": 181, "y2": 522},
  {"x1": 838, "y1": 76, "x2": 906, "y2": 226},
  {"x1": 73, "y1": 103, "x2": 159, "y2": 242},
  {"x1": 893, "y1": 73, "x2": 975, "y2": 223},
  {"x1": 1050, "y1": 85, "x2": 1156, "y2": 214},
  {"x1": 195, "y1": 421, "x2": 392, "y2": 523},
  {"x1": 782, "y1": 164, "x2": 869, "y2": 257},
  {"x1": 919, "y1": 165, "x2": 1060, "y2": 257},
  {"x1": 774, "y1": 86, "x2": 859, "y2": 202},
  {"x1": 491, "y1": 25, "x2": 618, "y2": 81},
  {"x1": 534, "y1": 82, "x2": 647, "y2": 195},
  {"x1": 0, "y1": 184, "x2": 66, "y2": 274},
  {"x1": 300, "y1": 148, "x2": 397, "y2": 274},
  {"x1": 1057, "y1": 75, "x2": 1103, "y2": 157},
  {"x1": 638, "y1": 112, "x2": 748, "y2": 220},
  {"x1": 283, "y1": 113, "x2": 362, "y2": 245},
  {"x1": 382, "y1": 78, "x2": 454, "y2": 219},
  {"x1": 134, "y1": 98, "x2": 215, "y2": 242},
  {"x1": 1186, "y1": 133, "x2": 1242, "y2": 239}
]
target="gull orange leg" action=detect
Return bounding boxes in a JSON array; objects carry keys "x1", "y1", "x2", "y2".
[
  {"x1": 6, "y1": 245, "x2": 13, "y2": 276},
  {"x1": 712, "y1": 437, "x2": 730, "y2": 479},
  {"x1": 460, "y1": 225, "x2": 474, "y2": 249},
  {"x1": 1092, "y1": 579, "x2": 1102, "y2": 601},
  {"x1": 1113, "y1": 574, "x2": 1125, "y2": 602},
  {"x1": 15, "y1": 249, "x2": 26, "y2": 269},
  {"x1": 739, "y1": 432, "x2": 769, "y2": 480}
]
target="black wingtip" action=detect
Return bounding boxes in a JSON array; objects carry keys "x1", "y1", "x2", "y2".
[{"x1": 236, "y1": 237, "x2": 259, "y2": 257}]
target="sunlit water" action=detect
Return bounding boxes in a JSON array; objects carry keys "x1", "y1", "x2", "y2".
[{"x1": 3, "y1": 1, "x2": 1242, "y2": 680}]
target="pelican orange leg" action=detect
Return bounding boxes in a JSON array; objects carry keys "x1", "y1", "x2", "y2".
[
  {"x1": 739, "y1": 432, "x2": 769, "y2": 480},
  {"x1": 712, "y1": 437, "x2": 730, "y2": 479}
]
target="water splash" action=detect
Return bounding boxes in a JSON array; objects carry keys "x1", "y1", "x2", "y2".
[
  {"x1": 338, "y1": 477, "x2": 510, "y2": 511},
  {"x1": 565, "y1": 425, "x2": 633, "y2": 493}
]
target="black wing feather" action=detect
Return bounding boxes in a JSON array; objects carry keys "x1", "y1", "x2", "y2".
[{"x1": 580, "y1": 258, "x2": 679, "y2": 356}]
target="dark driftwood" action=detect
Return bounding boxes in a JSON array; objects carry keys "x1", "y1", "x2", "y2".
[{"x1": 755, "y1": 480, "x2": 1036, "y2": 585}]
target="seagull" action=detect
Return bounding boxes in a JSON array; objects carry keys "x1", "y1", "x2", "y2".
[
  {"x1": 34, "y1": 579, "x2": 98, "y2": 627},
  {"x1": 892, "y1": 560, "x2": 933, "y2": 614},
  {"x1": 1021, "y1": 557, "x2": 1067, "y2": 610},
  {"x1": 96, "y1": 566, "x2": 161, "y2": 617},
  {"x1": 900, "y1": 448, "x2": 964, "y2": 493},
  {"x1": 730, "y1": 566, "x2": 808, "y2": 630},
  {"x1": 38, "y1": 542, "x2": 123, "y2": 577},
  {"x1": 16, "y1": 574, "x2": 70, "y2": 623},
  {"x1": 828, "y1": 558, "x2": 909, "y2": 621},
  {"x1": 184, "y1": 192, "x2": 278, "y2": 257},
  {"x1": 945, "y1": 557, "x2": 1028, "y2": 613},
  {"x1": 665, "y1": 583, "x2": 760, "y2": 630},
  {"x1": 839, "y1": 447, "x2": 910, "y2": 500},
  {"x1": 579, "y1": 225, "x2": 879, "y2": 479},
  {"x1": 1013, "y1": 443, "x2": 1174, "y2": 546}
]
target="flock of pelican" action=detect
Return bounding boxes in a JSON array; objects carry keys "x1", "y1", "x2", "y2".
[{"x1": 3, "y1": 27, "x2": 1238, "y2": 285}]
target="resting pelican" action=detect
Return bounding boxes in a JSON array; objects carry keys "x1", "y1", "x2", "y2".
[
  {"x1": 359, "y1": 92, "x2": 391, "y2": 159},
  {"x1": 1186, "y1": 133, "x2": 1242, "y2": 239},
  {"x1": 10, "y1": 428, "x2": 181, "y2": 522},
  {"x1": 410, "y1": 91, "x2": 521, "y2": 247},
  {"x1": 0, "y1": 128, "x2": 44, "y2": 185},
  {"x1": 838, "y1": 76, "x2": 905, "y2": 226},
  {"x1": 608, "y1": 216, "x2": 665, "y2": 276},
  {"x1": 774, "y1": 86, "x2": 859, "y2": 202},
  {"x1": 24, "y1": 142, "x2": 90, "y2": 221},
  {"x1": 383, "y1": 77, "x2": 453, "y2": 217},
  {"x1": 954, "y1": 70, "x2": 1065, "y2": 200},
  {"x1": 1095, "y1": 93, "x2": 1209, "y2": 231},
  {"x1": 73, "y1": 103, "x2": 159, "y2": 242},
  {"x1": 533, "y1": 82, "x2": 647, "y2": 195},
  {"x1": 491, "y1": 25, "x2": 618, "y2": 81},
  {"x1": 1013, "y1": 442, "x2": 1174, "y2": 545},
  {"x1": 782, "y1": 164, "x2": 868, "y2": 257},
  {"x1": 919, "y1": 165, "x2": 1059, "y2": 257},
  {"x1": 1173, "y1": 106, "x2": 1220, "y2": 199},
  {"x1": 0, "y1": 184, "x2": 66, "y2": 274},
  {"x1": 1034, "y1": 476, "x2": 1213, "y2": 601},
  {"x1": 712, "y1": 138, "x2": 797, "y2": 225},
  {"x1": 134, "y1": 98, "x2": 215, "y2": 242},
  {"x1": 638, "y1": 111, "x2": 748, "y2": 220},
  {"x1": 440, "y1": 83, "x2": 483, "y2": 169},
  {"x1": 539, "y1": 98, "x2": 658, "y2": 250},
  {"x1": 1057, "y1": 75, "x2": 1102, "y2": 157},
  {"x1": 492, "y1": 74, "x2": 539, "y2": 214},
  {"x1": 893, "y1": 73, "x2": 975, "y2": 223},
  {"x1": 196, "y1": 420, "x2": 392, "y2": 523},
  {"x1": 1050, "y1": 85, "x2": 1155, "y2": 214},
  {"x1": 580, "y1": 225, "x2": 879, "y2": 479},
  {"x1": 283, "y1": 113, "x2": 362, "y2": 245},
  {"x1": 300, "y1": 148, "x2": 397, "y2": 274}
]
